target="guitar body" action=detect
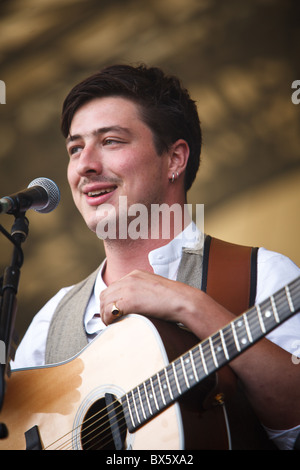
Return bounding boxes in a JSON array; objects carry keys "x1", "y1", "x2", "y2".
[{"x1": 0, "y1": 315, "x2": 230, "y2": 450}]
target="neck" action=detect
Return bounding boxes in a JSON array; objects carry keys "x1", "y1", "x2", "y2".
[
  {"x1": 102, "y1": 237, "x2": 169, "y2": 285},
  {"x1": 102, "y1": 203, "x2": 192, "y2": 285}
]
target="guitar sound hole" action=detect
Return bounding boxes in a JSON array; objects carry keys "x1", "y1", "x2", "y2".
[{"x1": 80, "y1": 397, "x2": 127, "y2": 450}]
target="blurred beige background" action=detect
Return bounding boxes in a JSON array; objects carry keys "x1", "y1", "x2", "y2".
[{"x1": 0, "y1": 0, "x2": 299, "y2": 340}]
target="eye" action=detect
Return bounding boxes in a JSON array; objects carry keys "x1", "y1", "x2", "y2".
[
  {"x1": 103, "y1": 138, "x2": 124, "y2": 146},
  {"x1": 68, "y1": 145, "x2": 82, "y2": 156}
]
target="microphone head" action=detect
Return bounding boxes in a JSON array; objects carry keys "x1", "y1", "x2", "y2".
[{"x1": 27, "y1": 177, "x2": 60, "y2": 213}]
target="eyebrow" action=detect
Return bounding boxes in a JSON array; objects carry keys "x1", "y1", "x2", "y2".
[{"x1": 66, "y1": 125, "x2": 132, "y2": 144}]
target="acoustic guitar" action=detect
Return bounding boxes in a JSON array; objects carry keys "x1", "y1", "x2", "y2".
[{"x1": 0, "y1": 276, "x2": 299, "y2": 450}]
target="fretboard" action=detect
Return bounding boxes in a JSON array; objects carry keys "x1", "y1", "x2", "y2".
[{"x1": 121, "y1": 276, "x2": 300, "y2": 432}]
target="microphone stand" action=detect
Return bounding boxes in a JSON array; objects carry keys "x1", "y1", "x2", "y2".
[{"x1": 0, "y1": 211, "x2": 29, "y2": 438}]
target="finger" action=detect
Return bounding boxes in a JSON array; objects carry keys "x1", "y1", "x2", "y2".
[
  {"x1": 101, "y1": 297, "x2": 126, "y2": 325},
  {"x1": 111, "y1": 302, "x2": 123, "y2": 318}
]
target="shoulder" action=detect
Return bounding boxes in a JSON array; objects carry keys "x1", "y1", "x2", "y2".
[
  {"x1": 256, "y1": 247, "x2": 300, "y2": 303},
  {"x1": 256, "y1": 247, "x2": 300, "y2": 354},
  {"x1": 11, "y1": 267, "x2": 103, "y2": 370}
]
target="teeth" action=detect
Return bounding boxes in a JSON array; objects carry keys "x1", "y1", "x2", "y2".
[{"x1": 88, "y1": 188, "x2": 115, "y2": 197}]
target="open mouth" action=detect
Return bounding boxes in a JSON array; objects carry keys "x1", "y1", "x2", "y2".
[
  {"x1": 84, "y1": 185, "x2": 118, "y2": 206},
  {"x1": 87, "y1": 187, "x2": 116, "y2": 197}
]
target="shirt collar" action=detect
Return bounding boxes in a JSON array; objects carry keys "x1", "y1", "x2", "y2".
[{"x1": 148, "y1": 222, "x2": 203, "y2": 267}]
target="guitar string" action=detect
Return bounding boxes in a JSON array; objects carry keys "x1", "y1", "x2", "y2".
[
  {"x1": 43, "y1": 395, "x2": 127, "y2": 450},
  {"x1": 44, "y1": 285, "x2": 300, "y2": 449},
  {"x1": 45, "y1": 287, "x2": 300, "y2": 450},
  {"x1": 49, "y1": 401, "x2": 128, "y2": 450},
  {"x1": 46, "y1": 300, "x2": 300, "y2": 450},
  {"x1": 81, "y1": 288, "x2": 300, "y2": 450}
]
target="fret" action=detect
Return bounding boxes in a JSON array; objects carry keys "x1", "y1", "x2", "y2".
[
  {"x1": 270, "y1": 295, "x2": 280, "y2": 323},
  {"x1": 220, "y1": 329, "x2": 229, "y2": 360},
  {"x1": 157, "y1": 372, "x2": 166, "y2": 406},
  {"x1": 131, "y1": 389, "x2": 141, "y2": 425},
  {"x1": 149, "y1": 377, "x2": 159, "y2": 411},
  {"x1": 289, "y1": 278, "x2": 300, "y2": 313},
  {"x1": 211, "y1": 330, "x2": 229, "y2": 366},
  {"x1": 198, "y1": 343, "x2": 208, "y2": 375},
  {"x1": 166, "y1": 363, "x2": 180, "y2": 400},
  {"x1": 256, "y1": 304, "x2": 266, "y2": 333},
  {"x1": 180, "y1": 356, "x2": 190, "y2": 389},
  {"x1": 162, "y1": 367, "x2": 174, "y2": 401},
  {"x1": 146, "y1": 377, "x2": 159, "y2": 412},
  {"x1": 125, "y1": 392, "x2": 137, "y2": 428},
  {"x1": 133, "y1": 386, "x2": 145, "y2": 421},
  {"x1": 259, "y1": 298, "x2": 278, "y2": 332},
  {"x1": 190, "y1": 346, "x2": 205, "y2": 380},
  {"x1": 158, "y1": 369, "x2": 172, "y2": 404},
  {"x1": 274, "y1": 288, "x2": 296, "y2": 322},
  {"x1": 203, "y1": 339, "x2": 217, "y2": 374},
  {"x1": 137, "y1": 385, "x2": 147, "y2": 421},
  {"x1": 189, "y1": 350, "x2": 199, "y2": 382},
  {"x1": 143, "y1": 381, "x2": 153, "y2": 417},
  {"x1": 285, "y1": 285, "x2": 295, "y2": 312},
  {"x1": 209, "y1": 336, "x2": 218, "y2": 368},
  {"x1": 182, "y1": 352, "x2": 198, "y2": 387},
  {"x1": 231, "y1": 321, "x2": 240, "y2": 352},
  {"x1": 233, "y1": 317, "x2": 250, "y2": 349},
  {"x1": 172, "y1": 360, "x2": 182, "y2": 395},
  {"x1": 221, "y1": 323, "x2": 239, "y2": 359},
  {"x1": 151, "y1": 375, "x2": 164, "y2": 410},
  {"x1": 243, "y1": 312, "x2": 253, "y2": 343},
  {"x1": 141, "y1": 382, "x2": 153, "y2": 418}
]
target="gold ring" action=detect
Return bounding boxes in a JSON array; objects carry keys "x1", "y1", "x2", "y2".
[{"x1": 111, "y1": 303, "x2": 122, "y2": 317}]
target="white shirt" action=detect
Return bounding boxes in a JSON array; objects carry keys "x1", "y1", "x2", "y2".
[{"x1": 11, "y1": 224, "x2": 300, "y2": 449}]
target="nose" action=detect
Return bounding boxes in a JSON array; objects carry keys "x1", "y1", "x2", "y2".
[{"x1": 76, "y1": 144, "x2": 103, "y2": 176}]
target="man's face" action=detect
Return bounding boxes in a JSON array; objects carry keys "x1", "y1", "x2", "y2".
[{"x1": 66, "y1": 96, "x2": 171, "y2": 234}]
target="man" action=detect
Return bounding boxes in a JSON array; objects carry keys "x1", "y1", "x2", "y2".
[{"x1": 12, "y1": 64, "x2": 300, "y2": 449}]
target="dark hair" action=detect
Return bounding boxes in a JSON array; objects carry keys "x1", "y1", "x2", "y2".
[{"x1": 61, "y1": 64, "x2": 202, "y2": 191}]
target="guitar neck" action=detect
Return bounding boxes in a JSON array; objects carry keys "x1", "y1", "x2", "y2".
[{"x1": 121, "y1": 276, "x2": 300, "y2": 432}]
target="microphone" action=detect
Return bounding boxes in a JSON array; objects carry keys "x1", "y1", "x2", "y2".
[{"x1": 0, "y1": 177, "x2": 60, "y2": 214}]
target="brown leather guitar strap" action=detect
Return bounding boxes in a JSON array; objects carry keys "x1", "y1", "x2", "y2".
[
  {"x1": 201, "y1": 235, "x2": 258, "y2": 314},
  {"x1": 201, "y1": 236, "x2": 276, "y2": 449}
]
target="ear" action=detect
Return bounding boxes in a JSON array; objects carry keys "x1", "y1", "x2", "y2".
[{"x1": 168, "y1": 139, "x2": 190, "y2": 180}]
